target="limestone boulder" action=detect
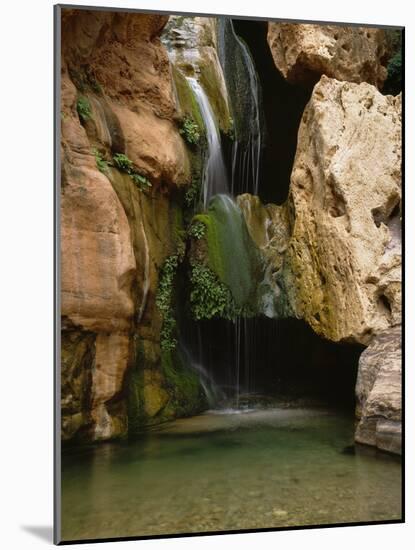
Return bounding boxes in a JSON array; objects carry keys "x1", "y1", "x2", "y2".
[
  {"x1": 355, "y1": 326, "x2": 401, "y2": 454},
  {"x1": 286, "y1": 76, "x2": 401, "y2": 344},
  {"x1": 267, "y1": 23, "x2": 390, "y2": 89}
]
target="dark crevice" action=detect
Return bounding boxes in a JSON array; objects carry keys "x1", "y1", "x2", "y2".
[
  {"x1": 230, "y1": 19, "x2": 311, "y2": 205},
  {"x1": 182, "y1": 316, "x2": 364, "y2": 411}
]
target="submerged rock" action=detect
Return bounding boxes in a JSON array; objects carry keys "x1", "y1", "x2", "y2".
[
  {"x1": 267, "y1": 23, "x2": 390, "y2": 89},
  {"x1": 355, "y1": 326, "x2": 401, "y2": 455}
]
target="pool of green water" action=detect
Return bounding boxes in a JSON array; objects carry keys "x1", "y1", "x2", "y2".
[{"x1": 60, "y1": 407, "x2": 402, "y2": 541}]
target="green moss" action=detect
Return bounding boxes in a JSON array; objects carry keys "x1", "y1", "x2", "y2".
[
  {"x1": 76, "y1": 96, "x2": 92, "y2": 122},
  {"x1": 193, "y1": 213, "x2": 225, "y2": 280},
  {"x1": 127, "y1": 365, "x2": 146, "y2": 436},
  {"x1": 172, "y1": 66, "x2": 205, "y2": 132},
  {"x1": 191, "y1": 196, "x2": 262, "y2": 311},
  {"x1": 161, "y1": 349, "x2": 207, "y2": 418},
  {"x1": 127, "y1": 342, "x2": 207, "y2": 436}
]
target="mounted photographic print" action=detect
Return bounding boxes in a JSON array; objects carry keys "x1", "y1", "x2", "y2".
[{"x1": 55, "y1": 4, "x2": 403, "y2": 544}]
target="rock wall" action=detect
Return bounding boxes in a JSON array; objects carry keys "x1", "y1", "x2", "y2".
[
  {"x1": 162, "y1": 16, "x2": 231, "y2": 134},
  {"x1": 355, "y1": 326, "x2": 402, "y2": 454},
  {"x1": 267, "y1": 23, "x2": 390, "y2": 89},
  {"x1": 60, "y1": 9, "x2": 202, "y2": 442},
  {"x1": 240, "y1": 28, "x2": 402, "y2": 453},
  {"x1": 286, "y1": 76, "x2": 401, "y2": 344}
]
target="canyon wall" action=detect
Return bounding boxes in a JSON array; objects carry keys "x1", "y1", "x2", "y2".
[
  {"x1": 240, "y1": 22, "x2": 402, "y2": 453},
  {"x1": 60, "y1": 9, "x2": 205, "y2": 442},
  {"x1": 60, "y1": 12, "x2": 402, "y2": 453}
]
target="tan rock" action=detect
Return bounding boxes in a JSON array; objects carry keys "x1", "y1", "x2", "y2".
[
  {"x1": 111, "y1": 103, "x2": 190, "y2": 187},
  {"x1": 355, "y1": 326, "x2": 401, "y2": 454},
  {"x1": 267, "y1": 23, "x2": 390, "y2": 88},
  {"x1": 60, "y1": 10, "x2": 191, "y2": 442},
  {"x1": 163, "y1": 16, "x2": 231, "y2": 132},
  {"x1": 142, "y1": 369, "x2": 170, "y2": 418},
  {"x1": 286, "y1": 76, "x2": 401, "y2": 344}
]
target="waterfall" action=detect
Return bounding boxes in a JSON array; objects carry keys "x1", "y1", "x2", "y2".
[
  {"x1": 217, "y1": 18, "x2": 263, "y2": 197},
  {"x1": 187, "y1": 77, "x2": 229, "y2": 207},
  {"x1": 163, "y1": 17, "x2": 267, "y2": 410}
]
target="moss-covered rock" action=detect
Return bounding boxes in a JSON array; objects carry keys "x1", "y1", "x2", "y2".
[
  {"x1": 127, "y1": 341, "x2": 207, "y2": 436},
  {"x1": 190, "y1": 195, "x2": 262, "y2": 314}
]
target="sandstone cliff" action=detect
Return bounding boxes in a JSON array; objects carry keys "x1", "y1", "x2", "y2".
[{"x1": 60, "y1": 9, "x2": 203, "y2": 442}]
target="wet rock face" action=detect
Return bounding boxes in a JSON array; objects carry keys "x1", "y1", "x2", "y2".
[
  {"x1": 355, "y1": 326, "x2": 401, "y2": 454},
  {"x1": 162, "y1": 16, "x2": 231, "y2": 133},
  {"x1": 267, "y1": 23, "x2": 390, "y2": 89},
  {"x1": 60, "y1": 10, "x2": 192, "y2": 442},
  {"x1": 286, "y1": 76, "x2": 401, "y2": 344}
]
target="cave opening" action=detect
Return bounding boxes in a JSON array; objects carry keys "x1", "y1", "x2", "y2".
[
  {"x1": 181, "y1": 313, "x2": 364, "y2": 413},
  {"x1": 229, "y1": 19, "x2": 311, "y2": 205}
]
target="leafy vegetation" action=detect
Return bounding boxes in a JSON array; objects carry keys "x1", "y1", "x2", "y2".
[
  {"x1": 93, "y1": 148, "x2": 108, "y2": 174},
  {"x1": 112, "y1": 153, "x2": 134, "y2": 173},
  {"x1": 188, "y1": 220, "x2": 206, "y2": 240},
  {"x1": 76, "y1": 96, "x2": 92, "y2": 122},
  {"x1": 156, "y1": 255, "x2": 180, "y2": 351},
  {"x1": 189, "y1": 262, "x2": 236, "y2": 320},
  {"x1": 383, "y1": 29, "x2": 403, "y2": 95},
  {"x1": 184, "y1": 175, "x2": 202, "y2": 209},
  {"x1": 131, "y1": 173, "x2": 152, "y2": 191},
  {"x1": 69, "y1": 65, "x2": 103, "y2": 95},
  {"x1": 112, "y1": 153, "x2": 152, "y2": 191},
  {"x1": 179, "y1": 116, "x2": 201, "y2": 146}
]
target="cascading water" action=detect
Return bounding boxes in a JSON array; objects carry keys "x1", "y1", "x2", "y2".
[
  {"x1": 187, "y1": 77, "x2": 229, "y2": 207},
  {"x1": 217, "y1": 18, "x2": 263, "y2": 197},
  {"x1": 164, "y1": 16, "x2": 267, "y2": 410}
]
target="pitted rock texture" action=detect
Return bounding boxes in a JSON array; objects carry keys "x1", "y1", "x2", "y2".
[
  {"x1": 355, "y1": 326, "x2": 401, "y2": 454},
  {"x1": 285, "y1": 76, "x2": 401, "y2": 344},
  {"x1": 267, "y1": 23, "x2": 390, "y2": 89}
]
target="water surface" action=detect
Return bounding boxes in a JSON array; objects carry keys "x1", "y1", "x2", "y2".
[{"x1": 61, "y1": 407, "x2": 401, "y2": 541}]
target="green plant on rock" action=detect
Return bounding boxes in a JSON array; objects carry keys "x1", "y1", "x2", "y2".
[
  {"x1": 113, "y1": 153, "x2": 134, "y2": 173},
  {"x1": 76, "y1": 96, "x2": 92, "y2": 122},
  {"x1": 184, "y1": 175, "x2": 202, "y2": 208},
  {"x1": 179, "y1": 116, "x2": 201, "y2": 146},
  {"x1": 113, "y1": 153, "x2": 152, "y2": 191},
  {"x1": 161, "y1": 349, "x2": 207, "y2": 418},
  {"x1": 131, "y1": 173, "x2": 152, "y2": 191},
  {"x1": 188, "y1": 220, "x2": 206, "y2": 240},
  {"x1": 189, "y1": 261, "x2": 236, "y2": 321},
  {"x1": 93, "y1": 148, "x2": 108, "y2": 174},
  {"x1": 383, "y1": 29, "x2": 402, "y2": 95},
  {"x1": 156, "y1": 255, "x2": 180, "y2": 351}
]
